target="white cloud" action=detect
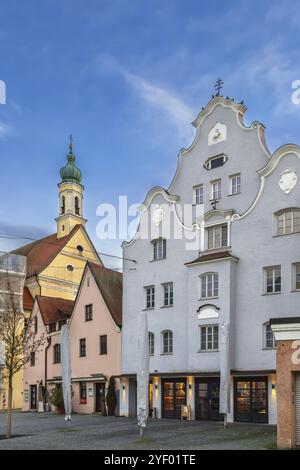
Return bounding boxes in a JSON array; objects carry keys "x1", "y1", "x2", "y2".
[
  {"x1": 0, "y1": 122, "x2": 12, "y2": 139},
  {"x1": 96, "y1": 54, "x2": 195, "y2": 144},
  {"x1": 123, "y1": 71, "x2": 195, "y2": 142}
]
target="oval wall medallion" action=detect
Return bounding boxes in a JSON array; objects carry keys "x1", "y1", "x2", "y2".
[{"x1": 279, "y1": 169, "x2": 297, "y2": 195}]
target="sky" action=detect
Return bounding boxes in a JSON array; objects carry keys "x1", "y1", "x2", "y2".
[{"x1": 0, "y1": 0, "x2": 300, "y2": 270}]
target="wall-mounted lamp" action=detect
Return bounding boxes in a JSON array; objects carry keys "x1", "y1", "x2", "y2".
[
  {"x1": 122, "y1": 385, "x2": 126, "y2": 391},
  {"x1": 272, "y1": 384, "x2": 276, "y2": 390},
  {"x1": 155, "y1": 384, "x2": 158, "y2": 390},
  {"x1": 189, "y1": 384, "x2": 192, "y2": 390}
]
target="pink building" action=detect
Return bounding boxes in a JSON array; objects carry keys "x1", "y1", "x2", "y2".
[
  {"x1": 23, "y1": 296, "x2": 74, "y2": 411},
  {"x1": 23, "y1": 262, "x2": 122, "y2": 415}
]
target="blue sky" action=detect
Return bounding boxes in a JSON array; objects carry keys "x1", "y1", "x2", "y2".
[{"x1": 0, "y1": 0, "x2": 299, "y2": 269}]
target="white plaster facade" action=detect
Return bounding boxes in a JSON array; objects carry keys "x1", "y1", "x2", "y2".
[{"x1": 121, "y1": 95, "x2": 300, "y2": 424}]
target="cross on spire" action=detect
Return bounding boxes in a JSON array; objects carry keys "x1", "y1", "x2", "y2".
[
  {"x1": 69, "y1": 134, "x2": 73, "y2": 152},
  {"x1": 214, "y1": 78, "x2": 224, "y2": 96}
]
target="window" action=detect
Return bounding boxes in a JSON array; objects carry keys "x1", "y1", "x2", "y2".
[
  {"x1": 153, "y1": 238, "x2": 166, "y2": 260},
  {"x1": 30, "y1": 352, "x2": 35, "y2": 367},
  {"x1": 99, "y1": 335, "x2": 107, "y2": 355},
  {"x1": 85, "y1": 304, "x2": 93, "y2": 322},
  {"x1": 75, "y1": 196, "x2": 80, "y2": 215},
  {"x1": 53, "y1": 344, "x2": 61, "y2": 364},
  {"x1": 34, "y1": 316, "x2": 38, "y2": 334},
  {"x1": 163, "y1": 283, "x2": 173, "y2": 307},
  {"x1": 200, "y1": 273, "x2": 219, "y2": 298},
  {"x1": 194, "y1": 185, "x2": 204, "y2": 205},
  {"x1": 211, "y1": 180, "x2": 221, "y2": 200},
  {"x1": 204, "y1": 154, "x2": 227, "y2": 170},
  {"x1": 61, "y1": 195, "x2": 65, "y2": 214},
  {"x1": 265, "y1": 266, "x2": 281, "y2": 294},
  {"x1": 162, "y1": 330, "x2": 173, "y2": 354},
  {"x1": 149, "y1": 332, "x2": 154, "y2": 355},
  {"x1": 276, "y1": 209, "x2": 300, "y2": 235},
  {"x1": 145, "y1": 286, "x2": 155, "y2": 309},
  {"x1": 58, "y1": 320, "x2": 66, "y2": 330},
  {"x1": 264, "y1": 323, "x2": 275, "y2": 349},
  {"x1": 79, "y1": 338, "x2": 86, "y2": 357},
  {"x1": 293, "y1": 263, "x2": 300, "y2": 291},
  {"x1": 200, "y1": 325, "x2": 219, "y2": 351},
  {"x1": 79, "y1": 381, "x2": 87, "y2": 404},
  {"x1": 207, "y1": 224, "x2": 228, "y2": 249},
  {"x1": 230, "y1": 174, "x2": 241, "y2": 195},
  {"x1": 49, "y1": 322, "x2": 56, "y2": 333},
  {"x1": 77, "y1": 245, "x2": 84, "y2": 254}
]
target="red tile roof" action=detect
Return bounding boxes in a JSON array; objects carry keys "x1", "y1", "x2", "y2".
[
  {"x1": 88, "y1": 262, "x2": 122, "y2": 327},
  {"x1": 23, "y1": 287, "x2": 34, "y2": 310},
  {"x1": 36, "y1": 296, "x2": 74, "y2": 325},
  {"x1": 185, "y1": 250, "x2": 239, "y2": 265},
  {"x1": 12, "y1": 225, "x2": 82, "y2": 276}
]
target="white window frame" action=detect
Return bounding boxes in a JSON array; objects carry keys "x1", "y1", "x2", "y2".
[
  {"x1": 211, "y1": 180, "x2": 221, "y2": 200},
  {"x1": 161, "y1": 330, "x2": 173, "y2": 354},
  {"x1": 207, "y1": 223, "x2": 228, "y2": 250},
  {"x1": 263, "y1": 322, "x2": 275, "y2": 349},
  {"x1": 199, "y1": 325, "x2": 219, "y2": 352},
  {"x1": 264, "y1": 266, "x2": 281, "y2": 294},
  {"x1": 149, "y1": 332, "x2": 155, "y2": 355},
  {"x1": 153, "y1": 238, "x2": 166, "y2": 260},
  {"x1": 230, "y1": 174, "x2": 241, "y2": 195},
  {"x1": 194, "y1": 185, "x2": 204, "y2": 205},
  {"x1": 276, "y1": 209, "x2": 300, "y2": 236},
  {"x1": 163, "y1": 282, "x2": 174, "y2": 307},
  {"x1": 200, "y1": 273, "x2": 219, "y2": 299},
  {"x1": 292, "y1": 263, "x2": 300, "y2": 291},
  {"x1": 204, "y1": 154, "x2": 227, "y2": 170},
  {"x1": 145, "y1": 285, "x2": 155, "y2": 309}
]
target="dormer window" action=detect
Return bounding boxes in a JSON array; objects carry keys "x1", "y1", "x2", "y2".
[{"x1": 204, "y1": 154, "x2": 227, "y2": 170}]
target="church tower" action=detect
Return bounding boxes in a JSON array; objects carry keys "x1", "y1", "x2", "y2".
[{"x1": 56, "y1": 137, "x2": 87, "y2": 238}]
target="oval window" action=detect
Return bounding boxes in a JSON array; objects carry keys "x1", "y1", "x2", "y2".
[{"x1": 67, "y1": 264, "x2": 74, "y2": 272}]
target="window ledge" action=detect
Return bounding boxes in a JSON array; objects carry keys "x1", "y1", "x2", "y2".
[
  {"x1": 149, "y1": 258, "x2": 167, "y2": 262},
  {"x1": 199, "y1": 296, "x2": 219, "y2": 301},
  {"x1": 160, "y1": 353, "x2": 173, "y2": 356},
  {"x1": 198, "y1": 349, "x2": 219, "y2": 353},
  {"x1": 262, "y1": 347, "x2": 276, "y2": 351},
  {"x1": 261, "y1": 292, "x2": 282, "y2": 296},
  {"x1": 160, "y1": 305, "x2": 174, "y2": 309},
  {"x1": 143, "y1": 307, "x2": 155, "y2": 311},
  {"x1": 228, "y1": 192, "x2": 241, "y2": 197}
]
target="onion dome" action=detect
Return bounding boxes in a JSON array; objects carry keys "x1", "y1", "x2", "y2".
[{"x1": 60, "y1": 136, "x2": 82, "y2": 184}]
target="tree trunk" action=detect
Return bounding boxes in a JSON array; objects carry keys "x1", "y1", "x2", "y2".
[{"x1": 6, "y1": 376, "x2": 13, "y2": 439}]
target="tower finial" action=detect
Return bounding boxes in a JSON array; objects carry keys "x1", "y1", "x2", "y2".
[
  {"x1": 214, "y1": 78, "x2": 224, "y2": 96},
  {"x1": 69, "y1": 134, "x2": 73, "y2": 153}
]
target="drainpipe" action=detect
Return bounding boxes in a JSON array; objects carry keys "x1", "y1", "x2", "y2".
[{"x1": 45, "y1": 336, "x2": 51, "y2": 409}]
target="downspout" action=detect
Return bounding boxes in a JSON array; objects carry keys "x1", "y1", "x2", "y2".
[{"x1": 45, "y1": 336, "x2": 51, "y2": 408}]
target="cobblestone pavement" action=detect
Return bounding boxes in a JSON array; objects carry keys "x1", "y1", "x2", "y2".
[{"x1": 0, "y1": 412, "x2": 277, "y2": 450}]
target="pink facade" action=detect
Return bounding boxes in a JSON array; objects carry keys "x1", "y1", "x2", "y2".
[
  {"x1": 22, "y1": 263, "x2": 122, "y2": 415},
  {"x1": 69, "y1": 264, "x2": 122, "y2": 414}
]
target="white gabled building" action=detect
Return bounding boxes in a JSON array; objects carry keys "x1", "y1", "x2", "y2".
[{"x1": 120, "y1": 93, "x2": 300, "y2": 424}]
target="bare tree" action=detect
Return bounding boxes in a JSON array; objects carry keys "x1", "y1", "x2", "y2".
[{"x1": 0, "y1": 283, "x2": 45, "y2": 438}]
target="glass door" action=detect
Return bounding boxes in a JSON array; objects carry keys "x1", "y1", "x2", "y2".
[
  {"x1": 234, "y1": 377, "x2": 268, "y2": 423},
  {"x1": 195, "y1": 378, "x2": 222, "y2": 420},
  {"x1": 162, "y1": 379, "x2": 186, "y2": 418}
]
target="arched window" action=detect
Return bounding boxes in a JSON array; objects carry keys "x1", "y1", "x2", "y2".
[
  {"x1": 276, "y1": 208, "x2": 300, "y2": 235},
  {"x1": 75, "y1": 196, "x2": 80, "y2": 215},
  {"x1": 200, "y1": 273, "x2": 219, "y2": 299},
  {"x1": 149, "y1": 332, "x2": 154, "y2": 355},
  {"x1": 61, "y1": 195, "x2": 65, "y2": 215},
  {"x1": 53, "y1": 344, "x2": 61, "y2": 364},
  {"x1": 162, "y1": 330, "x2": 173, "y2": 354}
]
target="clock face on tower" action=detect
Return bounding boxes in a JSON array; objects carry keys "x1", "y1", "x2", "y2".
[{"x1": 208, "y1": 122, "x2": 227, "y2": 146}]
